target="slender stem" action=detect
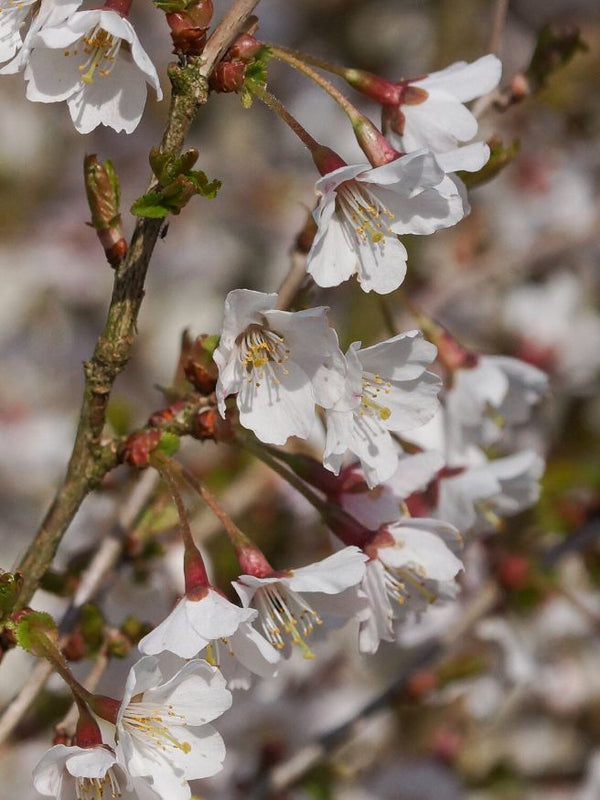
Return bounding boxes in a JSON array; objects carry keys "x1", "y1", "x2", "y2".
[
  {"x1": 29, "y1": 631, "x2": 90, "y2": 707},
  {"x1": 269, "y1": 45, "x2": 362, "y2": 122},
  {"x1": 268, "y1": 44, "x2": 348, "y2": 78},
  {"x1": 12, "y1": 0, "x2": 261, "y2": 613},
  {"x1": 239, "y1": 436, "x2": 329, "y2": 515},
  {"x1": 251, "y1": 83, "x2": 321, "y2": 152},
  {"x1": 153, "y1": 459, "x2": 196, "y2": 552},
  {"x1": 166, "y1": 459, "x2": 254, "y2": 550}
]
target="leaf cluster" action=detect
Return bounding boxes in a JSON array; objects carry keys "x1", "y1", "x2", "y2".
[{"x1": 131, "y1": 147, "x2": 221, "y2": 218}]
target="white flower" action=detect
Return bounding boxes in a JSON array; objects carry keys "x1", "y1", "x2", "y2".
[
  {"x1": 446, "y1": 355, "x2": 548, "y2": 447},
  {"x1": 138, "y1": 587, "x2": 280, "y2": 689},
  {"x1": 384, "y1": 54, "x2": 502, "y2": 153},
  {"x1": 32, "y1": 744, "x2": 157, "y2": 800},
  {"x1": 116, "y1": 657, "x2": 232, "y2": 800},
  {"x1": 0, "y1": 0, "x2": 81, "y2": 73},
  {"x1": 339, "y1": 451, "x2": 444, "y2": 530},
  {"x1": 324, "y1": 331, "x2": 441, "y2": 488},
  {"x1": 214, "y1": 289, "x2": 346, "y2": 445},
  {"x1": 359, "y1": 518, "x2": 463, "y2": 653},
  {"x1": 233, "y1": 547, "x2": 368, "y2": 660},
  {"x1": 437, "y1": 448, "x2": 545, "y2": 534},
  {"x1": 306, "y1": 150, "x2": 473, "y2": 294},
  {"x1": 24, "y1": 9, "x2": 162, "y2": 133}
]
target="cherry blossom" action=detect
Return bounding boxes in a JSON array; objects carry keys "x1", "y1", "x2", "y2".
[
  {"x1": 435, "y1": 448, "x2": 545, "y2": 534},
  {"x1": 446, "y1": 355, "x2": 549, "y2": 447},
  {"x1": 233, "y1": 546, "x2": 369, "y2": 660},
  {"x1": 359, "y1": 518, "x2": 463, "y2": 653},
  {"x1": 383, "y1": 54, "x2": 502, "y2": 153},
  {"x1": 323, "y1": 331, "x2": 441, "y2": 488},
  {"x1": 32, "y1": 744, "x2": 159, "y2": 800},
  {"x1": 214, "y1": 289, "x2": 346, "y2": 444},
  {"x1": 138, "y1": 586, "x2": 280, "y2": 689},
  {"x1": 114, "y1": 657, "x2": 232, "y2": 800},
  {"x1": 306, "y1": 148, "x2": 481, "y2": 294},
  {"x1": 24, "y1": 8, "x2": 161, "y2": 133}
]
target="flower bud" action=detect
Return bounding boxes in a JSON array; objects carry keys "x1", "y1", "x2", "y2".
[
  {"x1": 183, "y1": 334, "x2": 219, "y2": 394},
  {"x1": 165, "y1": 0, "x2": 213, "y2": 55},
  {"x1": 209, "y1": 60, "x2": 246, "y2": 92},
  {"x1": 228, "y1": 33, "x2": 262, "y2": 61},
  {"x1": 121, "y1": 430, "x2": 162, "y2": 468},
  {"x1": 84, "y1": 155, "x2": 126, "y2": 269}
]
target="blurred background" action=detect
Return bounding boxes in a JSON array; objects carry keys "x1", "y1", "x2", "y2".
[{"x1": 1, "y1": 0, "x2": 599, "y2": 797}]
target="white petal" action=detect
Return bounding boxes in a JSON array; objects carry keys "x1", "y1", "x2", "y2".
[
  {"x1": 358, "y1": 561, "x2": 395, "y2": 653},
  {"x1": 65, "y1": 747, "x2": 116, "y2": 779},
  {"x1": 416, "y1": 54, "x2": 502, "y2": 101},
  {"x1": 401, "y1": 95, "x2": 479, "y2": 152},
  {"x1": 138, "y1": 600, "x2": 209, "y2": 658},
  {"x1": 227, "y1": 623, "x2": 281, "y2": 678},
  {"x1": 237, "y1": 359, "x2": 316, "y2": 444},
  {"x1": 170, "y1": 726, "x2": 226, "y2": 779},
  {"x1": 307, "y1": 208, "x2": 358, "y2": 288},
  {"x1": 435, "y1": 142, "x2": 491, "y2": 173},
  {"x1": 67, "y1": 55, "x2": 148, "y2": 134},
  {"x1": 358, "y1": 330, "x2": 436, "y2": 381},
  {"x1": 286, "y1": 546, "x2": 367, "y2": 593},
  {"x1": 25, "y1": 46, "x2": 81, "y2": 102},
  {"x1": 263, "y1": 306, "x2": 346, "y2": 408}
]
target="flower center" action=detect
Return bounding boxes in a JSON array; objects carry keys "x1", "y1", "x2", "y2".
[
  {"x1": 337, "y1": 181, "x2": 394, "y2": 246},
  {"x1": 359, "y1": 373, "x2": 392, "y2": 421},
  {"x1": 123, "y1": 702, "x2": 191, "y2": 755},
  {"x1": 381, "y1": 563, "x2": 436, "y2": 606},
  {"x1": 64, "y1": 25, "x2": 121, "y2": 84},
  {"x1": 254, "y1": 583, "x2": 322, "y2": 659},
  {"x1": 237, "y1": 323, "x2": 290, "y2": 387},
  {"x1": 75, "y1": 769, "x2": 121, "y2": 800}
]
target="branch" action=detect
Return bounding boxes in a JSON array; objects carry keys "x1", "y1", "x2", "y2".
[
  {"x1": 0, "y1": 470, "x2": 159, "y2": 744},
  {"x1": 12, "y1": 0, "x2": 261, "y2": 612}
]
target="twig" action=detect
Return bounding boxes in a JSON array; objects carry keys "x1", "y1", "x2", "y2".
[
  {"x1": 488, "y1": 0, "x2": 510, "y2": 56},
  {"x1": 0, "y1": 470, "x2": 159, "y2": 744},
  {"x1": 12, "y1": 0, "x2": 261, "y2": 613}
]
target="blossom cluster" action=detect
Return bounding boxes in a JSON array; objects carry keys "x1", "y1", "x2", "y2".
[{"x1": 26, "y1": 37, "x2": 553, "y2": 800}]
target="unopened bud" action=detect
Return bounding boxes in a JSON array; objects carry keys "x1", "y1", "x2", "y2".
[
  {"x1": 209, "y1": 60, "x2": 246, "y2": 92},
  {"x1": 121, "y1": 430, "x2": 162, "y2": 468},
  {"x1": 228, "y1": 33, "x2": 262, "y2": 61},
  {"x1": 165, "y1": 0, "x2": 213, "y2": 55},
  {"x1": 84, "y1": 155, "x2": 126, "y2": 269},
  {"x1": 183, "y1": 334, "x2": 219, "y2": 394}
]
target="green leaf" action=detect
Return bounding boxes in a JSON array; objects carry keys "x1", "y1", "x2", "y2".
[
  {"x1": 187, "y1": 170, "x2": 221, "y2": 199},
  {"x1": 131, "y1": 192, "x2": 171, "y2": 218},
  {"x1": 15, "y1": 611, "x2": 58, "y2": 655}
]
